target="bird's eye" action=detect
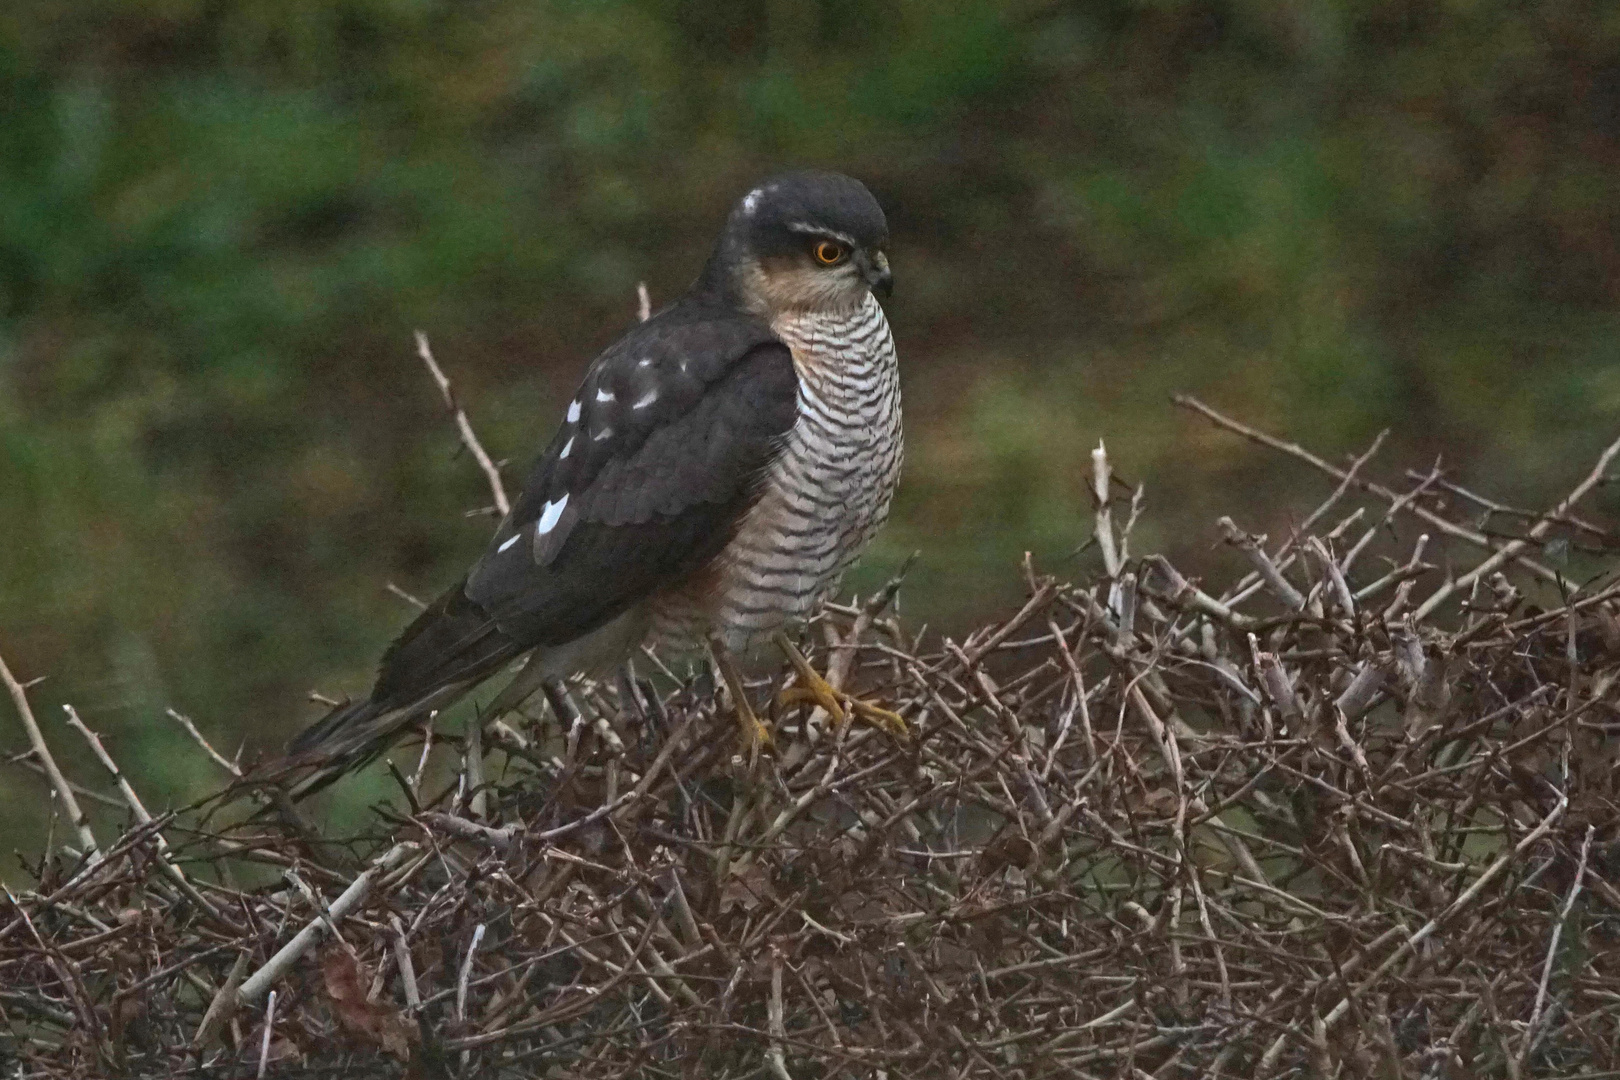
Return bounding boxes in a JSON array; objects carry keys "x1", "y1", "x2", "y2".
[{"x1": 813, "y1": 241, "x2": 847, "y2": 266}]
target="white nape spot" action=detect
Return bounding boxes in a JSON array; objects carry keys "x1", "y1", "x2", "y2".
[
  {"x1": 742, "y1": 187, "x2": 763, "y2": 215},
  {"x1": 595, "y1": 387, "x2": 616, "y2": 403},
  {"x1": 497, "y1": 532, "x2": 521, "y2": 553},
  {"x1": 559, "y1": 435, "x2": 574, "y2": 460},
  {"x1": 537, "y1": 493, "x2": 569, "y2": 535},
  {"x1": 566, "y1": 399, "x2": 581, "y2": 423},
  {"x1": 632, "y1": 389, "x2": 658, "y2": 410},
  {"x1": 594, "y1": 427, "x2": 612, "y2": 442}
]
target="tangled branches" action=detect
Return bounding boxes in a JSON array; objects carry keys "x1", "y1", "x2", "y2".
[{"x1": 3, "y1": 401, "x2": 1619, "y2": 1078}]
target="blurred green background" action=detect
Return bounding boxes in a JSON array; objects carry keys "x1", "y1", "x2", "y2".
[{"x1": 4, "y1": 0, "x2": 1620, "y2": 850}]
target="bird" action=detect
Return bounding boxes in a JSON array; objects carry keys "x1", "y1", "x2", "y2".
[{"x1": 276, "y1": 171, "x2": 905, "y2": 798}]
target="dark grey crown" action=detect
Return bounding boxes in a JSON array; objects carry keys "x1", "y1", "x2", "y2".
[
  {"x1": 731, "y1": 171, "x2": 888, "y2": 253},
  {"x1": 696, "y1": 172, "x2": 887, "y2": 295}
]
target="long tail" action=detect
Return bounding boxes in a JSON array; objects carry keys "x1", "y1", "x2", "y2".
[{"x1": 258, "y1": 578, "x2": 524, "y2": 800}]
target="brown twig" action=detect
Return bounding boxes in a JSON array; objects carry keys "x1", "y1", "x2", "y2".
[
  {"x1": 1175, "y1": 394, "x2": 1563, "y2": 584},
  {"x1": 6, "y1": 404, "x2": 1618, "y2": 1078},
  {"x1": 1412, "y1": 431, "x2": 1620, "y2": 619}
]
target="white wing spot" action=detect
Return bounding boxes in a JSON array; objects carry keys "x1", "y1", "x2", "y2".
[
  {"x1": 594, "y1": 427, "x2": 612, "y2": 442},
  {"x1": 566, "y1": 399, "x2": 581, "y2": 423},
  {"x1": 537, "y1": 493, "x2": 569, "y2": 535},
  {"x1": 497, "y1": 532, "x2": 521, "y2": 553},
  {"x1": 559, "y1": 435, "x2": 573, "y2": 460},
  {"x1": 637, "y1": 357, "x2": 653, "y2": 368},
  {"x1": 632, "y1": 389, "x2": 658, "y2": 410},
  {"x1": 595, "y1": 387, "x2": 616, "y2": 403},
  {"x1": 742, "y1": 187, "x2": 763, "y2": 215}
]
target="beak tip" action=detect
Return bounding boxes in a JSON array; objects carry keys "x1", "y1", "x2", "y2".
[{"x1": 863, "y1": 251, "x2": 893, "y2": 299}]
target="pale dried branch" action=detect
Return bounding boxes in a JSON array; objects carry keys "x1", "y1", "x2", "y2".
[
  {"x1": 1521, "y1": 824, "x2": 1594, "y2": 1068},
  {"x1": 1, "y1": 650, "x2": 99, "y2": 863},
  {"x1": 237, "y1": 843, "x2": 418, "y2": 1008},
  {"x1": 1175, "y1": 394, "x2": 1563, "y2": 584},
  {"x1": 165, "y1": 708, "x2": 242, "y2": 778},
  {"x1": 9, "y1": 404, "x2": 1617, "y2": 1079},
  {"x1": 1412, "y1": 431, "x2": 1620, "y2": 619},
  {"x1": 414, "y1": 330, "x2": 510, "y2": 517},
  {"x1": 63, "y1": 705, "x2": 226, "y2": 923}
]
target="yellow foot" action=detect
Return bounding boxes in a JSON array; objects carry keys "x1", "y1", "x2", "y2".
[
  {"x1": 709, "y1": 636, "x2": 774, "y2": 759},
  {"x1": 774, "y1": 632, "x2": 909, "y2": 741},
  {"x1": 740, "y1": 714, "x2": 775, "y2": 755}
]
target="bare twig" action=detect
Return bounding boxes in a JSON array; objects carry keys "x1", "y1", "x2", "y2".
[
  {"x1": 64, "y1": 705, "x2": 227, "y2": 922},
  {"x1": 1175, "y1": 394, "x2": 1563, "y2": 584},
  {"x1": 385, "y1": 582, "x2": 429, "y2": 611},
  {"x1": 767, "y1": 945, "x2": 793, "y2": 1080},
  {"x1": 458, "y1": 922, "x2": 487, "y2": 1024},
  {"x1": 1413, "y1": 432, "x2": 1620, "y2": 619},
  {"x1": 1520, "y1": 824, "x2": 1594, "y2": 1069},
  {"x1": 8, "y1": 405, "x2": 1616, "y2": 1079},
  {"x1": 414, "y1": 330, "x2": 510, "y2": 517},
  {"x1": 237, "y1": 843, "x2": 418, "y2": 1007},
  {"x1": 1, "y1": 650, "x2": 99, "y2": 863},
  {"x1": 1092, "y1": 441, "x2": 1122, "y2": 579},
  {"x1": 257, "y1": 990, "x2": 276, "y2": 1079},
  {"x1": 165, "y1": 709, "x2": 243, "y2": 778},
  {"x1": 1218, "y1": 517, "x2": 1304, "y2": 610}
]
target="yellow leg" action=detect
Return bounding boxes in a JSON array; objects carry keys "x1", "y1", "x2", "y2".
[
  {"x1": 772, "y1": 631, "x2": 909, "y2": 741},
  {"x1": 709, "y1": 637, "x2": 774, "y2": 757}
]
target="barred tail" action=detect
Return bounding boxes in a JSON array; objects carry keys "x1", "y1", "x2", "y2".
[
  {"x1": 273, "y1": 683, "x2": 477, "y2": 800},
  {"x1": 288, "y1": 695, "x2": 386, "y2": 757},
  {"x1": 262, "y1": 577, "x2": 523, "y2": 799}
]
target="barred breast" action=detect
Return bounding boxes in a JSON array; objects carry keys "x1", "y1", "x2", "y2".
[{"x1": 651, "y1": 293, "x2": 902, "y2": 652}]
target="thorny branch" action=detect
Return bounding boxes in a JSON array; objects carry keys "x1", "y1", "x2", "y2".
[
  {"x1": 3, "y1": 407, "x2": 1618, "y2": 1078},
  {"x1": 415, "y1": 330, "x2": 511, "y2": 518}
]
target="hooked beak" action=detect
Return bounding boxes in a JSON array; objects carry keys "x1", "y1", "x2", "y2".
[{"x1": 860, "y1": 249, "x2": 893, "y2": 299}]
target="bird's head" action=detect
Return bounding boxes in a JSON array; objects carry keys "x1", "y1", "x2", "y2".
[{"x1": 698, "y1": 171, "x2": 892, "y2": 317}]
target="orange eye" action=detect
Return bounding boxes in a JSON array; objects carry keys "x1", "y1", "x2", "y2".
[{"x1": 813, "y1": 241, "x2": 846, "y2": 266}]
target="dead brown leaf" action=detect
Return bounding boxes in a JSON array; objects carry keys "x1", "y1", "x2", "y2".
[
  {"x1": 320, "y1": 946, "x2": 417, "y2": 1061},
  {"x1": 718, "y1": 858, "x2": 771, "y2": 914}
]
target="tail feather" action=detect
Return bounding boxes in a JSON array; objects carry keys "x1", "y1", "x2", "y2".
[
  {"x1": 277, "y1": 682, "x2": 479, "y2": 800},
  {"x1": 288, "y1": 695, "x2": 382, "y2": 758},
  {"x1": 263, "y1": 578, "x2": 525, "y2": 799}
]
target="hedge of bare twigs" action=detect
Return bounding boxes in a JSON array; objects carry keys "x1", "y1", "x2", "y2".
[{"x1": 4, "y1": 399, "x2": 1620, "y2": 1079}]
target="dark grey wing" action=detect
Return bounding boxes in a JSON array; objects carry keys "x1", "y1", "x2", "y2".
[
  {"x1": 284, "y1": 304, "x2": 796, "y2": 773},
  {"x1": 468, "y1": 305, "x2": 796, "y2": 641}
]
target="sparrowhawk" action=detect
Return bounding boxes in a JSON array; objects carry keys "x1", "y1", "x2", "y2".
[{"x1": 282, "y1": 171, "x2": 903, "y2": 795}]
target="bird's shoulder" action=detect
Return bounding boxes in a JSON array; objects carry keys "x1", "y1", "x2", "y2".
[
  {"x1": 485, "y1": 299, "x2": 800, "y2": 571},
  {"x1": 577, "y1": 300, "x2": 790, "y2": 444}
]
